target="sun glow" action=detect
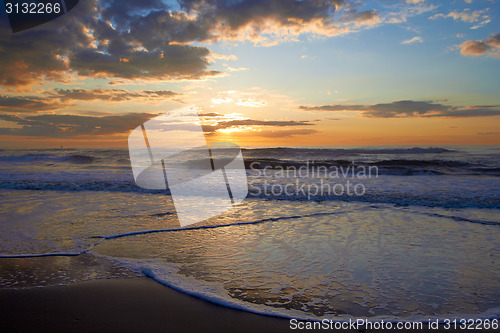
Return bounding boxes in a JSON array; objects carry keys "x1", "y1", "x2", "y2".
[{"x1": 217, "y1": 125, "x2": 257, "y2": 133}]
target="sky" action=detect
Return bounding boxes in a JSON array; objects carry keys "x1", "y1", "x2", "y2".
[{"x1": 0, "y1": 0, "x2": 499, "y2": 147}]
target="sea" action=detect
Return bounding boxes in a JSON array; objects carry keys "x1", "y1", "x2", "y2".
[{"x1": 0, "y1": 145, "x2": 499, "y2": 322}]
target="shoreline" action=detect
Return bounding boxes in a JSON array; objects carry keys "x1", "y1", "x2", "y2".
[
  {"x1": 1, "y1": 277, "x2": 498, "y2": 333},
  {"x1": 0, "y1": 277, "x2": 293, "y2": 333}
]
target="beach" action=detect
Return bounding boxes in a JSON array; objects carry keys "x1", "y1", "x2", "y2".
[
  {"x1": 0, "y1": 146, "x2": 499, "y2": 330},
  {"x1": 0, "y1": 277, "x2": 295, "y2": 333},
  {"x1": 2, "y1": 277, "x2": 498, "y2": 333}
]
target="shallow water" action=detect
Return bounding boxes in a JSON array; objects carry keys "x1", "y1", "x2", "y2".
[{"x1": 1, "y1": 146, "x2": 499, "y2": 321}]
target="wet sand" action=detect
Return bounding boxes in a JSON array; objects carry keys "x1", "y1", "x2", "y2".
[
  {"x1": 0, "y1": 277, "x2": 497, "y2": 333},
  {"x1": 0, "y1": 277, "x2": 294, "y2": 333}
]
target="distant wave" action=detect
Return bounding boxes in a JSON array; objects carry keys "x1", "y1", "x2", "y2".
[
  {"x1": 0, "y1": 153, "x2": 61, "y2": 163},
  {"x1": 61, "y1": 154, "x2": 96, "y2": 164},
  {"x1": 1, "y1": 177, "x2": 499, "y2": 209},
  {"x1": 0, "y1": 146, "x2": 498, "y2": 208},
  {"x1": 0, "y1": 153, "x2": 98, "y2": 164},
  {"x1": 243, "y1": 147, "x2": 455, "y2": 155},
  {"x1": 244, "y1": 158, "x2": 498, "y2": 176},
  {"x1": 0, "y1": 178, "x2": 158, "y2": 193}
]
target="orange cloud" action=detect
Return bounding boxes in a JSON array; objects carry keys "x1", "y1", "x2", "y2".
[{"x1": 458, "y1": 32, "x2": 500, "y2": 57}]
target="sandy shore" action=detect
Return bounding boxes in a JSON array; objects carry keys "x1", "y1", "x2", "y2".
[
  {"x1": 0, "y1": 277, "x2": 295, "y2": 333},
  {"x1": 0, "y1": 277, "x2": 497, "y2": 333}
]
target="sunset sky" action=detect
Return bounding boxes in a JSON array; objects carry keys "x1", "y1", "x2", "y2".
[{"x1": 0, "y1": 0, "x2": 499, "y2": 147}]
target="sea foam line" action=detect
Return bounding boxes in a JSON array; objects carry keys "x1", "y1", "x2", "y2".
[
  {"x1": 0, "y1": 238, "x2": 106, "y2": 259},
  {"x1": 0, "y1": 209, "x2": 354, "y2": 258},
  {"x1": 2, "y1": 204, "x2": 498, "y2": 259},
  {"x1": 101, "y1": 210, "x2": 352, "y2": 240},
  {"x1": 407, "y1": 210, "x2": 500, "y2": 226}
]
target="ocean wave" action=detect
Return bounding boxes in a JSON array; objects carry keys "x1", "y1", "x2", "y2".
[
  {"x1": 0, "y1": 153, "x2": 98, "y2": 164},
  {"x1": 244, "y1": 158, "x2": 497, "y2": 176},
  {"x1": 0, "y1": 178, "x2": 499, "y2": 209},
  {"x1": 0, "y1": 179, "x2": 163, "y2": 194},
  {"x1": 61, "y1": 154, "x2": 97, "y2": 164},
  {"x1": 0, "y1": 153, "x2": 61, "y2": 163},
  {"x1": 243, "y1": 147, "x2": 455, "y2": 156}
]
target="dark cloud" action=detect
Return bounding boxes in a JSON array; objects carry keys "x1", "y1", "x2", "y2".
[
  {"x1": 203, "y1": 118, "x2": 313, "y2": 134},
  {"x1": 100, "y1": 0, "x2": 166, "y2": 28},
  {"x1": 0, "y1": 1, "x2": 97, "y2": 87},
  {"x1": 459, "y1": 32, "x2": 500, "y2": 57},
  {"x1": 70, "y1": 44, "x2": 221, "y2": 80},
  {"x1": 367, "y1": 100, "x2": 449, "y2": 117},
  {"x1": 338, "y1": 8, "x2": 378, "y2": 24},
  {"x1": 0, "y1": 0, "x2": 381, "y2": 87},
  {"x1": 425, "y1": 106, "x2": 500, "y2": 118},
  {"x1": 0, "y1": 89, "x2": 181, "y2": 112},
  {"x1": 117, "y1": 0, "x2": 376, "y2": 49},
  {"x1": 0, "y1": 112, "x2": 157, "y2": 137},
  {"x1": 174, "y1": 0, "x2": 378, "y2": 44},
  {"x1": 199, "y1": 112, "x2": 222, "y2": 117},
  {"x1": 218, "y1": 119, "x2": 311, "y2": 127},
  {"x1": 0, "y1": 95, "x2": 68, "y2": 112},
  {"x1": 50, "y1": 88, "x2": 181, "y2": 101},
  {"x1": 300, "y1": 100, "x2": 500, "y2": 118},
  {"x1": 0, "y1": 112, "x2": 316, "y2": 138},
  {"x1": 0, "y1": 0, "x2": 221, "y2": 87},
  {"x1": 299, "y1": 104, "x2": 365, "y2": 112},
  {"x1": 487, "y1": 33, "x2": 500, "y2": 48}
]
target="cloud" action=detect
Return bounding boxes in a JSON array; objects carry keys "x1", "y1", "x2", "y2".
[
  {"x1": 0, "y1": 95, "x2": 68, "y2": 113},
  {"x1": 211, "y1": 97, "x2": 233, "y2": 104},
  {"x1": 486, "y1": 33, "x2": 500, "y2": 48},
  {"x1": 459, "y1": 40, "x2": 492, "y2": 55},
  {"x1": 49, "y1": 89, "x2": 181, "y2": 102},
  {"x1": 366, "y1": 100, "x2": 450, "y2": 117},
  {"x1": 198, "y1": 112, "x2": 222, "y2": 117},
  {"x1": 471, "y1": 19, "x2": 491, "y2": 30},
  {"x1": 0, "y1": 0, "x2": 221, "y2": 87},
  {"x1": 401, "y1": 36, "x2": 423, "y2": 45},
  {"x1": 0, "y1": 0, "x2": 96, "y2": 87},
  {"x1": 223, "y1": 65, "x2": 248, "y2": 72},
  {"x1": 202, "y1": 116, "x2": 313, "y2": 134},
  {"x1": 383, "y1": 2, "x2": 436, "y2": 24},
  {"x1": 70, "y1": 44, "x2": 223, "y2": 81},
  {"x1": 218, "y1": 119, "x2": 311, "y2": 127},
  {"x1": 0, "y1": 0, "x2": 449, "y2": 88},
  {"x1": 0, "y1": 89, "x2": 181, "y2": 112},
  {"x1": 299, "y1": 100, "x2": 500, "y2": 118},
  {"x1": 458, "y1": 32, "x2": 500, "y2": 57},
  {"x1": 209, "y1": 119, "x2": 311, "y2": 131},
  {"x1": 430, "y1": 8, "x2": 488, "y2": 23},
  {"x1": 236, "y1": 98, "x2": 267, "y2": 107},
  {"x1": 0, "y1": 0, "x2": 392, "y2": 88},
  {"x1": 210, "y1": 53, "x2": 238, "y2": 61},
  {"x1": 0, "y1": 112, "x2": 157, "y2": 137},
  {"x1": 171, "y1": 0, "x2": 379, "y2": 45},
  {"x1": 299, "y1": 104, "x2": 365, "y2": 112}
]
